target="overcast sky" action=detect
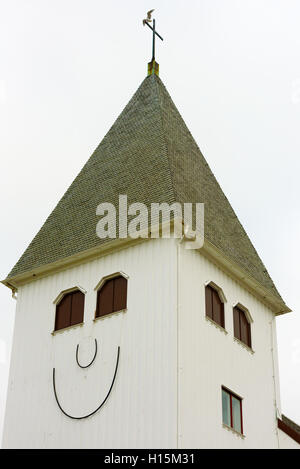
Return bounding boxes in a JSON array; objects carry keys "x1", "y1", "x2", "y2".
[{"x1": 0, "y1": 0, "x2": 300, "y2": 442}]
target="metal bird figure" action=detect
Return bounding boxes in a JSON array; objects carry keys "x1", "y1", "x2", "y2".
[{"x1": 143, "y1": 9, "x2": 154, "y2": 26}]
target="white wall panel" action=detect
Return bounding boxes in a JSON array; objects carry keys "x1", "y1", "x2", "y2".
[
  {"x1": 3, "y1": 237, "x2": 296, "y2": 449},
  {"x1": 178, "y1": 245, "x2": 282, "y2": 449},
  {"x1": 2, "y1": 239, "x2": 177, "y2": 449}
]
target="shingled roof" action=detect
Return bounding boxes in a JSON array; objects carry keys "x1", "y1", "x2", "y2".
[{"x1": 4, "y1": 73, "x2": 287, "y2": 309}]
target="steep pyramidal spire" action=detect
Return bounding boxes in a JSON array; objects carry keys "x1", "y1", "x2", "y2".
[{"x1": 3, "y1": 74, "x2": 289, "y2": 313}]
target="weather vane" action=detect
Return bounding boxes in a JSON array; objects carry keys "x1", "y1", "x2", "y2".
[{"x1": 142, "y1": 9, "x2": 163, "y2": 76}]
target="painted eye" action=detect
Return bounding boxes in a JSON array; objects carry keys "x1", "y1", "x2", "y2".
[{"x1": 76, "y1": 338, "x2": 98, "y2": 369}]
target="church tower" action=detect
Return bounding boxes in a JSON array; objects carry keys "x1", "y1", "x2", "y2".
[{"x1": 2, "y1": 33, "x2": 299, "y2": 448}]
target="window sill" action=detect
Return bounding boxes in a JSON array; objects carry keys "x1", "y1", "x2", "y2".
[
  {"x1": 51, "y1": 322, "x2": 84, "y2": 335},
  {"x1": 93, "y1": 309, "x2": 127, "y2": 322},
  {"x1": 205, "y1": 316, "x2": 227, "y2": 335},
  {"x1": 234, "y1": 337, "x2": 254, "y2": 354},
  {"x1": 222, "y1": 423, "x2": 245, "y2": 439}
]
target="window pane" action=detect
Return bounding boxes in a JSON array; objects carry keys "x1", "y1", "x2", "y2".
[
  {"x1": 232, "y1": 396, "x2": 242, "y2": 433},
  {"x1": 222, "y1": 390, "x2": 231, "y2": 427}
]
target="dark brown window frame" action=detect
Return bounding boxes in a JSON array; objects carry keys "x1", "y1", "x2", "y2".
[
  {"x1": 233, "y1": 305, "x2": 252, "y2": 349},
  {"x1": 205, "y1": 283, "x2": 225, "y2": 329},
  {"x1": 222, "y1": 386, "x2": 244, "y2": 435},
  {"x1": 54, "y1": 289, "x2": 85, "y2": 332},
  {"x1": 95, "y1": 274, "x2": 128, "y2": 319}
]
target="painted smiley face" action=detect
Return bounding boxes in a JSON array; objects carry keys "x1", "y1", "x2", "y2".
[{"x1": 53, "y1": 339, "x2": 120, "y2": 420}]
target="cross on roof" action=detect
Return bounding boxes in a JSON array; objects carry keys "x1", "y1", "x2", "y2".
[{"x1": 143, "y1": 10, "x2": 163, "y2": 62}]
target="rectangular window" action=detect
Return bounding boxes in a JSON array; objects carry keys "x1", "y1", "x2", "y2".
[{"x1": 222, "y1": 387, "x2": 243, "y2": 434}]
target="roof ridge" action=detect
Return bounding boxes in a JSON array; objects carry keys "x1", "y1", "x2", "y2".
[{"x1": 153, "y1": 75, "x2": 177, "y2": 204}]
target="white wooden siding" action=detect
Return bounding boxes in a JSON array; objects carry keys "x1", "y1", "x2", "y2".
[
  {"x1": 2, "y1": 238, "x2": 177, "y2": 449},
  {"x1": 178, "y1": 244, "x2": 282, "y2": 449},
  {"x1": 2, "y1": 237, "x2": 295, "y2": 449}
]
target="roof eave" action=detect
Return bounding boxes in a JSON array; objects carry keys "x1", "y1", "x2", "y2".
[
  {"x1": 2, "y1": 234, "x2": 291, "y2": 316},
  {"x1": 200, "y1": 240, "x2": 291, "y2": 316},
  {"x1": 1, "y1": 236, "x2": 145, "y2": 290}
]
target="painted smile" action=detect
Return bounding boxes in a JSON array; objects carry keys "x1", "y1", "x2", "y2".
[{"x1": 52, "y1": 341, "x2": 120, "y2": 420}]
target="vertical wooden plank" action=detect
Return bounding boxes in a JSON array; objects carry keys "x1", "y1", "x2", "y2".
[
  {"x1": 233, "y1": 307, "x2": 240, "y2": 340},
  {"x1": 113, "y1": 276, "x2": 127, "y2": 312},
  {"x1": 96, "y1": 279, "x2": 114, "y2": 317},
  {"x1": 221, "y1": 302, "x2": 225, "y2": 329},
  {"x1": 247, "y1": 322, "x2": 252, "y2": 349},
  {"x1": 55, "y1": 294, "x2": 72, "y2": 331},
  {"x1": 205, "y1": 286, "x2": 213, "y2": 319},
  {"x1": 70, "y1": 291, "x2": 84, "y2": 325},
  {"x1": 240, "y1": 311, "x2": 249, "y2": 346},
  {"x1": 212, "y1": 289, "x2": 222, "y2": 326}
]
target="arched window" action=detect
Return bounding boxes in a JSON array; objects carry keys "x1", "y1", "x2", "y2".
[
  {"x1": 96, "y1": 275, "x2": 127, "y2": 319},
  {"x1": 233, "y1": 306, "x2": 251, "y2": 348},
  {"x1": 55, "y1": 290, "x2": 85, "y2": 331},
  {"x1": 205, "y1": 284, "x2": 225, "y2": 328}
]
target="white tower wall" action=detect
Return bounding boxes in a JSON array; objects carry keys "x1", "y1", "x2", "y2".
[
  {"x1": 2, "y1": 238, "x2": 289, "y2": 448},
  {"x1": 2, "y1": 239, "x2": 177, "y2": 449}
]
